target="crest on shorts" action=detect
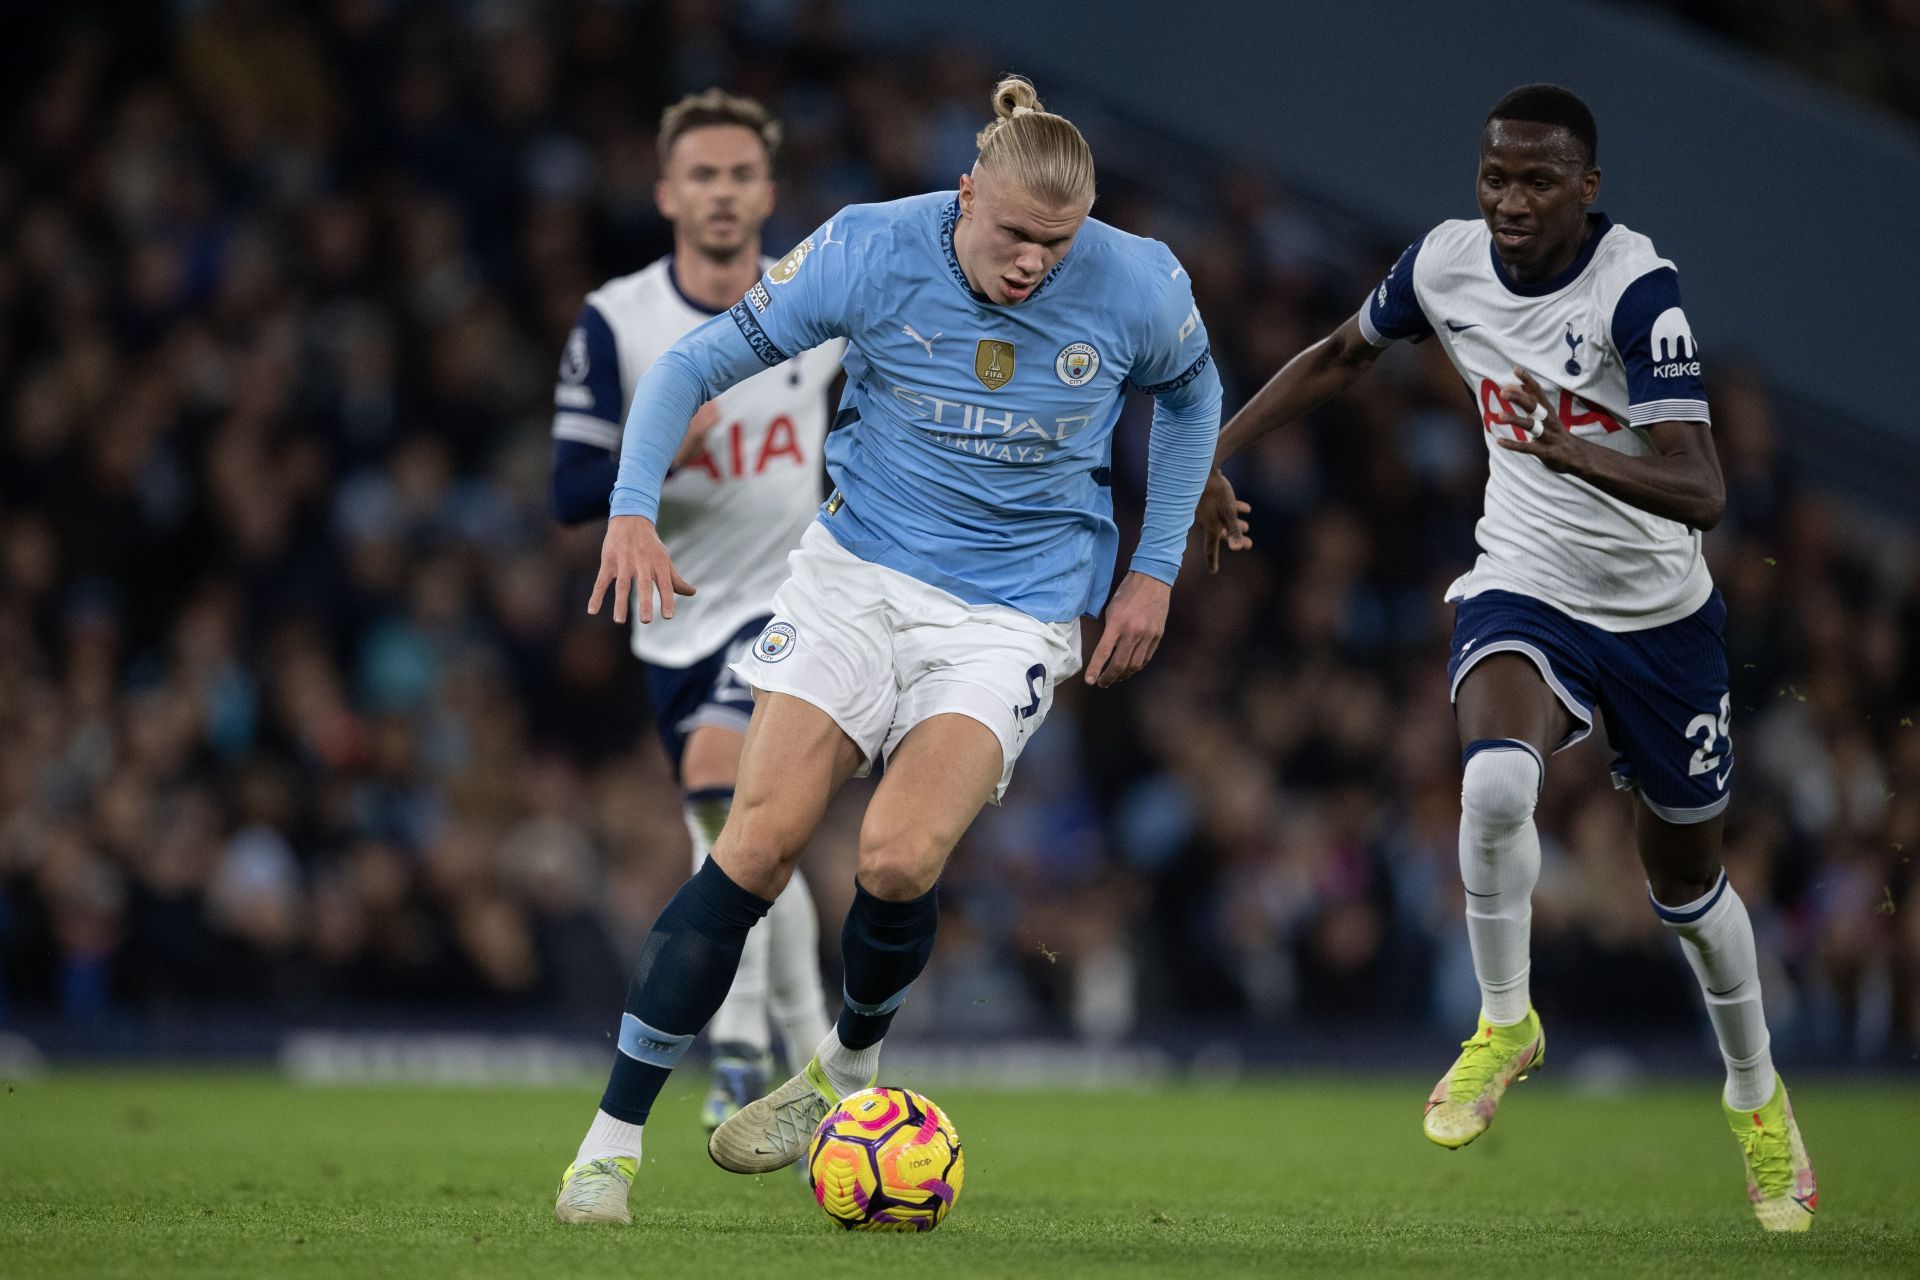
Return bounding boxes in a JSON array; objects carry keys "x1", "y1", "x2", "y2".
[
  {"x1": 974, "y1": 339, "x2": 1015, "y2": 391},
  {"x1": 755, "y1": 621, "x2": 797, "y2": 662},
  {"x1": 1055, "y1": 341, "x2": 1099, "y2": 387},
  {"x1": 768, "y1": 238, "x2": 813, "y2": 285}
]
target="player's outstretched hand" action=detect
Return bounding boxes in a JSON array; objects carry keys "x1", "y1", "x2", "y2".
[
  {"x1": 1196, "y1": 468, "x2": 1253, "y2": 573},
  {"x1": 1085, "y1": 572, "x2": 1171, "y2": 689},
  {"x1": 589, "y1": 515, "x2": 696, "y2": 624},
  {"x1": 1493, "y1": 367, "x2": 1584, "y2": 474}
]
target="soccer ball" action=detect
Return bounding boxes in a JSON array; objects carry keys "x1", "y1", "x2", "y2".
[{"x1": 806, "y1": 1086, "x2": 964, "y2": 1232}]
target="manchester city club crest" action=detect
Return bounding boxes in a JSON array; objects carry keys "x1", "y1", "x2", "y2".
[
  {"x1": 1055, "y1": 341, "x2": 1100, "y2": 387},
  {"x1": 755, "y1": 621, "x2": 797, "y2": 662},
  {"x1": 974, "y1": 339, "x2": 1015, "y2": 391}
]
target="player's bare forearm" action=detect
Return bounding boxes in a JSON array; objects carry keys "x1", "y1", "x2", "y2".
[
  {"x1": 1494, "y1": 368, "x2": 1725, "y2": 530},
  {"x1": 1198, "y1": 315, "x2": 1379, "y2": 571},
  {"x1": 1214, "y1": 314, "x2": 1382, "y2": 463},
  {"x1": 1556, "y1": 422, "x2": 1726, "y2": 530}
]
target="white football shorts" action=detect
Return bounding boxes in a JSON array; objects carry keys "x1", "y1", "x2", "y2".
[{"x1": 730, "y1": 522, "x2": 1082, "y2": 802}]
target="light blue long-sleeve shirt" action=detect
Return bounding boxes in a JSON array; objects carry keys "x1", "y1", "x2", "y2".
[{"x1": 612, "y1": 192, "x2": 1221, "y2": 623}]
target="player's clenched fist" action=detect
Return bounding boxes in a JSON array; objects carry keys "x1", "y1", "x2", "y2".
[{"x1": 588, "y1": 515, "x2": 696, "y2": 625}]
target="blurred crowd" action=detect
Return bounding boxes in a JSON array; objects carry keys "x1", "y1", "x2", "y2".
[
  {"x1": 1, "y1": 1, "x2": 1914, "y2": 1064},
  {"x1": 1650, "y1": 0, "x2": 1920, "y2": 118}
]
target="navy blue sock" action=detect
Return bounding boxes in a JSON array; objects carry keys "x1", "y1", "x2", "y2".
[
  {"x1": 835, "y1": 879, "x2": 939, "y2": 1050},
  {"x1": 599, "y1": 857, "x2": 772, "y2": 1124}
]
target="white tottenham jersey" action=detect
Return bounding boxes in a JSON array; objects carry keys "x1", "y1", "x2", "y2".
[
  {"x1": 553, "y1": 257, "x2": 844, "y2": 667},
  {"x1": 1361, "y1": 214, "x2": 1713, "y2": 631}
]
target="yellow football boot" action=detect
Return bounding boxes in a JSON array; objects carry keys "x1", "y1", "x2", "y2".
[
  {"x1": 1725, "y1": 1074, "x2": 1817, "y2": 1232},
  {"x1": 1423, "y1": 1005, "x2": 1545, "y2": 1149},
  {"x1": 553, "y1": 1155, "x2": 637, "y2": 1225}
]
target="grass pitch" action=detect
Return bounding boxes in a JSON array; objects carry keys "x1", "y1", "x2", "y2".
[{"x1": 1, "y1": 1070, "x2": 1915, "y2": 1278}]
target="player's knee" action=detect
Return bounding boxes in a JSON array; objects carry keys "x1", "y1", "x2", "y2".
[
  {"x1": 854, "y1": 832, "x2": 946, "y2": 902},
  {"x1": 711, "y1": 795, "x2": 809, "y2": 891},
  {"x1": 1460, "y1": 745, "x2": 1542, "y2": 836}
]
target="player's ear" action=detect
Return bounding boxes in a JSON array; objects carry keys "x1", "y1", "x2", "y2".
[
  {"x1": 1580, "y1": 165, "x2": 1601, "y2": 208},
  {"x1": 957, "y1": 171, "x2": 975, "y2": 216},
  {"x1": 655, "y1": 177, "x2": 676, "y2": 222}
]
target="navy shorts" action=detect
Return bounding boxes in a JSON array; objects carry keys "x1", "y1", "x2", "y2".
[
  {"x1": 643, "y1": 616, "x2": 767, "y2": 773},
  {"x1": 1447, "y1": 589, "x2": 1733, "y2": 824}
]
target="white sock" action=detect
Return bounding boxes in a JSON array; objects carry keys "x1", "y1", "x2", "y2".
[
  {"x1": 815, "y1": 1029, "x2": 881, "y2": 1099},
  {"x1": 1652, "y1": 871, "x2": 1776, "y2": 1110},
  {"x1": 766, "y1": 865, "x2": 832, "y2": 1070},
  {"x1": 1458, "y1": 743, "x2": 1544, "y2": 1027},
  {"x1": 686, "y1": 798, "x2": 772, "y2": 1055},
  {"x1": 575, "y1": 1108, "x2": 644, "y2": 1163}
]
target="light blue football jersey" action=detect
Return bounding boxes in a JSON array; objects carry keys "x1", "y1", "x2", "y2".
[{"x1": 610, "y1": 192, "x2": 1221, "y2": 622}]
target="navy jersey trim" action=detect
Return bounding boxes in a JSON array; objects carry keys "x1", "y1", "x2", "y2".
[
  {"x1": 1364, "y1": 237, "x2": 1435, "y2": 344},
  {"x1": 938, "y1": 199, "x2": 972, "y2": 295},
  {"x1": 729, "y1": 299, "x2": 790, "y2": 366},
  {"x1": 1647, "y1": 868, "x2": 1730, "y2": 922},
  {"x1": 938, "y1": 198, "x2": 1072, "y2": 306},
  {"x1": 1489, "y1": 213, "x2": 1614, "y2": 297},
  {"x1": 1611, "y1": 266, "x2": 1710, "y2": 423},
  {"x1": 1133, "y1": 347, "x2": 1212, "y2": 397},
  {"x1": 556, "y1": 301, "x2": 625, "y2": 421},
  {"x1": 666, "y1": 256, "x2": 725, "y2": 317}
]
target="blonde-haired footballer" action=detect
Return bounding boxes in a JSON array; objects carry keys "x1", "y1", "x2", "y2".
[{"x1": 556, "y1": 76, "x2": 1221, "y2": 1225}]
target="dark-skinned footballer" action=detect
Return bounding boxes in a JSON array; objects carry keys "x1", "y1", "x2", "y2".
[{"x1": 1197, "y1": 84, "x2": 1815, "y2": 1233}]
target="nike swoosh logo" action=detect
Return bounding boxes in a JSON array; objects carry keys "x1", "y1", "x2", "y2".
[
  {"x1": 1706, "y1": 982, "x2": 1744, "y2": 997},
  {"x1": 1444, "y1": 320, "x2": 1481, "y2": 333},
  {"x1": 1464, "y1": 888, "x2": 1498, "y2": 899},
  {"x1": 1716, "y1": 767, "x2": 1732, "y2": 790}
]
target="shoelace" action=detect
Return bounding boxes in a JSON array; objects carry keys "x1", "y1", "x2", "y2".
[
  {"x1": 767, "y1": 1094, "x2": 827, "y2": 1149},
  {"x1": 1445, "y1": 1035, "x2": 1500, "y2": 1103},
  {"x1": 1738, "y1": 1120, "x2": 1793, "y2": 1196}
]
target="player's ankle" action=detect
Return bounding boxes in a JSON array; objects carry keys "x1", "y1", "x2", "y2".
[
  {"x1": 576, "y1": 1108, "x2": 645, "y2": 1163},
  {"x1": 815, "y1": 1031, "x2": 881, "y2": 1099}
]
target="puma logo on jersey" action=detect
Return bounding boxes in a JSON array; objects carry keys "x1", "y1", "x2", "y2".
[{"x1": 902, "y1": 324, "x2": 942, "y2": 358}]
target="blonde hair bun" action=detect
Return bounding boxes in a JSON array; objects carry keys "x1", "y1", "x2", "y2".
[
  {"x1": 974, "y1": 75, "x2": 1094, "y2": 207},
  {"x1": 993, "y1": 75, "x2": 1042, "y2": 119}
]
